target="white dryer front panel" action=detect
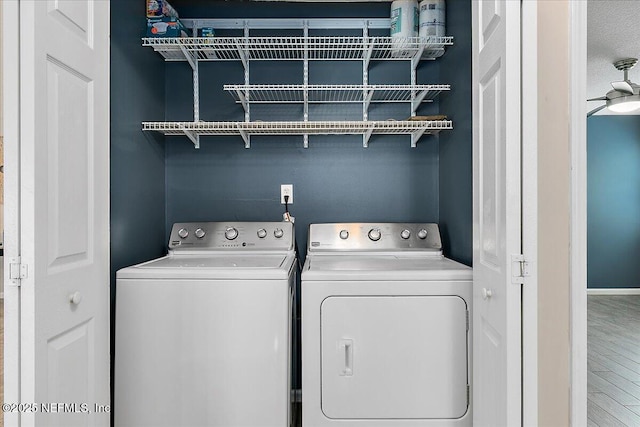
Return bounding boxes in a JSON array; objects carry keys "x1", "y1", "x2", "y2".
[{"x1": 320, "y1": 296, "x2": 468, "y2": 420}]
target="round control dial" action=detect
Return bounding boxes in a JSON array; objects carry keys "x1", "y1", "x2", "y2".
[
  {"x1": 417, "y1": 229, "x2": 428, "y2": 239},
  {"x1": 178, "y1": 228, "x2": 189, "y2": 239},
  {"x1": 368, "y1": 228, "x2": 382, "y2": 241},
  {"x1": 400, "y1": 229, "x2": 411, "y2": 239},
  {"x1": 339, "y1": 230, "x2": 349, "y2": 240},
  {"x1": 257, "y1": 228, "x2": 267, "y2": 239},
  {"x1": 194, "y1": 228, "x2": 206, "y2": 239},
  {"x1": 274, "y1": 228, "x2": 284, "y2": 238},
  {"x1": 225, "y1": 227, "x2": 239, "y2": 240}
]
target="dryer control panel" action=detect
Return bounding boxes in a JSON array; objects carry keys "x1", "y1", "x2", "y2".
[
  {"x1": 169, "y1": 221, "x2": 294, "y2": 251},
  {"x1": 307, "y1": 223, "x2": 442, "y2": 253}
]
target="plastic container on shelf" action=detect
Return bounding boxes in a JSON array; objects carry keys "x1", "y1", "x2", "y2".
[
  {"x1": 419, "y1": 0, "x2": 446, "y2": 38},
  {"x1": 390, "y1": 0, "x2": 419, "y2": 57}
]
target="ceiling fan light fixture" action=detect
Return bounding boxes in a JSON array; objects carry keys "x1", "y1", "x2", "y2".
[{"x1": 607, "y1": 95, "x2": 640, "y2": 113}]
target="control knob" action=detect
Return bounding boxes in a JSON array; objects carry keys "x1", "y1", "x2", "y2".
[
  {"x1": 194, "y1": 228, "x2": 206, "y2": 239},
  {"x1": 178, "y1": 228, "x2": 189, "y2": 239},
  {"x1": 368, "y1": 228, "x2": 382, "y2": 241},
  {"x1": 417, "y1": 229, "x2": 428, "y2": 239},
  {"x1": 257, "y1": 228, "x2": 267, "y2": 239},
  {"x1": 400, "y1": 229, "x2": 411, "y2": 240},
  {"x1": 274, "y1": 228, "x2": 284, "y2": 238},
  {"x1": 225, "y1": 227, "x2": 239, "y2": 240},
  {"x1": 339, "y1": 230, "x2": 349, "y2": 240}
]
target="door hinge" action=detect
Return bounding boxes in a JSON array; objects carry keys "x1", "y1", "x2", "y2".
[
  {"x1": 511, "y1": 254, "x2": 530, "y2": 284},
  {"x1": 8, "y1": 257, "x2": 28, "y2": 286}
]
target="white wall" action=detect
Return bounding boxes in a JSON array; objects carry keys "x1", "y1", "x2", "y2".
[
  {"x1": 538, "y1": 1, "x2": 571, "y2": 424},
  {"x1": 0, "y1": 0, "x2": 4, "y2": 299}
]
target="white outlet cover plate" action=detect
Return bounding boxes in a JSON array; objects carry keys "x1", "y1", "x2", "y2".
[{"x1": 281, "y1": 184, "x2": 293, "y2": 204}]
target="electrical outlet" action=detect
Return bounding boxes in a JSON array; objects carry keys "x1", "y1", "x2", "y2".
[{"x1": 281, "y1": 184, "x2": 293, "y2": 204}]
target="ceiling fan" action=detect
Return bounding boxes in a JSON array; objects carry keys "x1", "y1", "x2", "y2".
[{"x1": 587, "y1": 58, "x2": 640, "y2": 117}]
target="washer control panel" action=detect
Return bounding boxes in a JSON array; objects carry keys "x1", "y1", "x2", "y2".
[
  {"x1": 169, "y1": 221, "x2": 294, "y2": 251},
  {"x1": 308, "y1": 223, "x2": 442, "y2": 252}
]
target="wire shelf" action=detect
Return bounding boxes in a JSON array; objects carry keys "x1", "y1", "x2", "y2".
[
  {"x1": 142, "y1": 120, "x2": 452, "y2": 148},
  {"x1": 223, "y1": 84, "x2": 450, "y2": 104},
  {"x1": 143, "y1": 120, "x2": 452, "y2": 134},
  {"x1": 142, "y1": 36, "x2": 453, "y2": 62}
]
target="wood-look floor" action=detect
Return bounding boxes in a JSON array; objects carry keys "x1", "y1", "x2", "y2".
[{"x1": 588, "y1": 295, "x2": 640, "y2": 426}]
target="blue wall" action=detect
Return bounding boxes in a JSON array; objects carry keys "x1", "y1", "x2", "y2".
[
  {"x1": 110, "y1": 0, "x2": 167, "y2": 409},
  {"x1": 588, "y1": 116, "x2": 640, "y2": 288},
  {"x1": 165, "y1": 1, "x2": 471, "y2": 264},
  {"x1": 439, "y1": 0, "x2": 472, "y2": 265},
  {"x1": 111, "y1": 0, "x2": 167, "y2": 283}
]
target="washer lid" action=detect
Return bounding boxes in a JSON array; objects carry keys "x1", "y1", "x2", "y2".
[
  {"x1": 302, "y1": 255, "x2": 471, "y2": 281},
  {"x1": 117, "y1": 253, "x2": 295, "y2": 280}
]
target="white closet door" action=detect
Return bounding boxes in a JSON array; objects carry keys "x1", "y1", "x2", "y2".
[
  {"x1": 472, "y1": 0, "x2": 523, "y2": 426},
  {"x1": 5, "y1": 1, "x2": 111, "y2": 425}
]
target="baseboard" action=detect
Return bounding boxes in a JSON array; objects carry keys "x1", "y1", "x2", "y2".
[{"x1": 587, "y1": 288, "x2": 640, "y2": 295}]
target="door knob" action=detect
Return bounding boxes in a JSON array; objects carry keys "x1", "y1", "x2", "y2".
[
  {"x1": 482, "y1": 288, "x2": 493, "y2": 300},
  {"x1": 69, "y1": 291, "x2": 82, "y2": 305}
]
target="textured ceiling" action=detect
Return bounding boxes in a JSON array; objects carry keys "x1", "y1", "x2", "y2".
[{"x1": 588, "y1": 0, "x2": 640, "y2": 115}]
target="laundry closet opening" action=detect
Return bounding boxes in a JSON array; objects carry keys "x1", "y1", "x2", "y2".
[{"x1": 109, "y1": 0, "x2": 472, "y2": 414}]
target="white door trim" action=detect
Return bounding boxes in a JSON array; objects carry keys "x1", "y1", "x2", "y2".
[
  {"x1": 569, "y1": 1, "x2": 588, "y2": 426},
  {"x1": 521, "y1": 1, "x2": 538, "y2": 425},
  {"x1": 3, "y1": 0, "x2": 21, "y2": 425}
]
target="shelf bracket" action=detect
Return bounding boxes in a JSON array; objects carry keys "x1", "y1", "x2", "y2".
[
  {"x1": 183, "y1": 129, "x2": 200, "y2": 149},
  {"x1": 411, "y1": 89, "x2": 430, "y2": 114},
  {"x1": 303, "y1": 22, "x2": 309, "y2": 123},
  {"x1": 362, "y1": 24, "x2": 369, "y2": 121},
  {"x1": 363, "y1": 88, "x2": 374, "y2": 112},
  {"x1": 179, "y1": 44, "x2": 200, "y2": 122},
  {"x1": 363, "y1": 125, "x2": 374, "y2": 148},
  {"x1": 243, "y1": 22, "x2": 251, "y2": 123},
  {"x1": 363, "y1": 40, "x2": 373, "y2": 71},
  {"x1": 411, "y1": 44, "x2": 426, "y2": 71},
  {"x1": 411, "y1": 128, "x2": 427, "y2": 148},
  {"x1": 235, "y1": 89, "x2": 250, "y2": 113},
  {"x1": 234, "y1": 39, "x2": 249, "y2": 72},
  {"x1": 410, "y1": 50, "x2": 418, "y2": 117},
  {"x1": 179, "y1": 44, "x2": 197, "y2": 71},
  {"x1": 238, "y1": 128, "x2": 250, "y2": 148}
]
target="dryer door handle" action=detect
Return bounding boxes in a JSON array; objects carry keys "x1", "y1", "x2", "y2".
[{"x1": 339, "y1": 339, "x2": 353, "y2": 376}]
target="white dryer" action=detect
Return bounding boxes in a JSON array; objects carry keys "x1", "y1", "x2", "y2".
[
  {"x1": 302, "y1": 223, "x2": 472, "y2": 427},
  {"x1": 115, "y1": 221, "x2": 296, "y2": 427}
]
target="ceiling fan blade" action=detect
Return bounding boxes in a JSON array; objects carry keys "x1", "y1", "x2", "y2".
[
  {"x1": 611, "y1": 80, "x2": 634, "y2": 94},
  {"x1": 587, "y1": 96, "x2": 607, "y2": 101},
  {"x1": 587, "y1": 104, "x2": 607, "y2": 117}
]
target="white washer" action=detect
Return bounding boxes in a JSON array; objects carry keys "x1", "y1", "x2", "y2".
[
  {"x1": 302, "y1": 223, "x2": 472, "y2": 426},
  {"x1": 115, "y1": 221, "x2": 296, "y2": 427}
]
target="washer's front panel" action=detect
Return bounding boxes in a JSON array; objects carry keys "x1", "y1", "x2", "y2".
[
  {"x1": 115, "y1": 278, "x2": 292, "y2": 427},
  {"x1": 320, "y1": 296, "x2": 469, "y2": 420}
]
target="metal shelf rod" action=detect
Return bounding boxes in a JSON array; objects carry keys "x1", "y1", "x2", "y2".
[{"x1": 181, "y1": 18, "x2": 393, "y2": 31}]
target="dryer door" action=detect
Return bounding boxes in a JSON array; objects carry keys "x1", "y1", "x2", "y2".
[{"x1": 321, "y1": 295, "x2": 469, "y2": 420}]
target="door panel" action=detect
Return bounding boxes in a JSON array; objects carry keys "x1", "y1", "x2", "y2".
[
  {"x1": 479, "y1": 63, "x2": 500, "y2": 267},
  {"x1": 46, "y1": 57, "x2": 91, "y2": 270},
  {"x1": 321, "y1": 296, "x2": 469, "y2": 420},
  {"x1": 472, "y1": 0, "x2": 522, "y2": 426},
  {"x1": 46, "y1": 320, "x2": 93, "y2": 427},
  {"x1": 14, "y1": 1, "x2": 110, "y2": 425},
  {"x1": 46, "y1": 0, "x2": 91, "y2": 44}
]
